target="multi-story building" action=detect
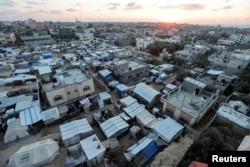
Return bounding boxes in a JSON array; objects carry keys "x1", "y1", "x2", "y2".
[
  {"x1": 28, "y1": 18, "x2": 45, "y2": 31},
  {"x1": 21, "y1": 31, "x2": 54, "y2": 46},
  {"x1": 135, "y1": 37, "x2": 154, "y2": 51},
  {"x1": 197, "y1": 69, "x2": 237, "y2": 94},
  {"x1": 111, "y1": 60, "x2": 149, "y2": 84},
  {"x1": 0, "y1": 32, "x2": 16, "y2": 45},
  {"x1": 77, "y1": 32, "x2": 94, "y2": 44},
  {"x1": 208, "y1": 51, "x2": 250, "y2": 75},
  {"x1": 41, "y1": 67, "x2": 95, "y2": 107},
  {"x1": 161, "y1": 77, "x2": 218, "y2": 126},
  {"x1": 175, "y1": 44, "x2": 207, "y2": 62}
]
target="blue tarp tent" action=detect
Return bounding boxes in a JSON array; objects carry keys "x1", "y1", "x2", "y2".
[
  {"x1": 43, "y1": 52, "x2": 52, "y2": 59},
  {"x1": 142, "y1": 140, "x2": 158, "y2": 158},
  {"x1": 134, "y1": 140, "x2": 158, "y2": 167}
]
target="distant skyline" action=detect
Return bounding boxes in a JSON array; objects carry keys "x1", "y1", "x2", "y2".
[{"x1": 0, "y1": 0, "x2": 250, "y2": 25}]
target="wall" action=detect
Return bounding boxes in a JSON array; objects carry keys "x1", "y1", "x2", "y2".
[{"x1": 46, "y1": 87, "x2": 68, "y2": 107}]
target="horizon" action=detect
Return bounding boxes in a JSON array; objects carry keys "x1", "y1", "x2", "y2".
[{"x1": 0, "y1": 0, "x2": 250, "y2": 25}]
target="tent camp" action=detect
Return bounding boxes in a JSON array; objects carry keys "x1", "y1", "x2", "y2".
[
  {"x1": 7, "y1": 138, "x2": 59, "y2": 167},
  {"x1": 80, "y1": 134, "x2": 106, "y2": 165},
  {"x1": 60, "y1": 118, "x2": 94, "y2": 146},
  {"x1": 4, "y1": 118, "x2": 30, "y2": 143}
]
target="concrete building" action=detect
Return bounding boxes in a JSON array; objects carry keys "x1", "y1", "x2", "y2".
[
  {"x1": 197, "y1": 69, "x2": 237, "y2": 94},
  {"x1": 136, "y1": 37, "x2": 154, "y2": 51},
  {"x1": 0, "y1": 32, "x2": 16, "y2": 45},
  {"x1": 21, "y1": 32, "x2": 54, "y2": 46},
  {"x1": 77, "y1": 32, "x2": 94, "y2": 44},
  {"x1": 41, "y1": 67, "x2": 95, "y2": 107},
  {"x1": 161, "y1": 77, "x2": 218, "y2": 126},
  {"x1": 28, "y1": 18, "x2": 45, "y2": 31},
  {"x1": 175, "y1": 44, "x2": 207, "y2": 62},
  {"x1": 208, "y1": 51, "x2": 250, "y2": 75},
  {"x1": 217, "y1": 104, "x2": 250, "y2": 130},
  {"x1": 111, "y1": 60, "x2": 149, "y2": 84}
]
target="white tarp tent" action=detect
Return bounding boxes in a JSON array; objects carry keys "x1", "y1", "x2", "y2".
[
  {"x1": 7, "y1": 138, "x2": 59, "y2": 167},
  {"x1": 120, "y1": 96, "x2": 137, "y2": 107},
  {"x1": 100, "y1": 116, "x2": 129, "y2": 138},
  {"x1": 80, "y1": 134, "x2": 106, "y2": 165},
  {"x1": 19, "y1": 104, "x2": 42, "y2": 126},
  {"x1": 40, "y1": 107, "x2": 60, "y2": 125},
  {"x1": 123, "y1": 102, "x2": 145, "y2": 118},
  {"x1": 60, "y1": 118, "x2": 93, "y2": 146},
  {"x1": 133, "y1": 82, "x2": 161, "y2": 106},
  {"x1": 152, "y1": 117, "x2": 184, "y2": 143},
  {"x1": 135, "y1": 110, "x2": 156, "y2": 128},
  {"x1": 4, "y1": 118, "x2": 30, "y2": 143}
]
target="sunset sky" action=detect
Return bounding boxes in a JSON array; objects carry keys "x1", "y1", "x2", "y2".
[{"x1": 0, "y1": 0, "x2": 250, "y2": 25}]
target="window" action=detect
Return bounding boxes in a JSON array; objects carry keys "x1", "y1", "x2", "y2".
[
  {"x1": 53, "y1": 95, "x2": 63, "y2": 102},
  {"x1": 68, "y1": 92, "x2": 70, "y2": 94},
  {"x1": 75, "y1": 89, "x2": 78, "y2": 92},
  {"x1": 83, "y1": 85, "x2": 91, "y2": 91}
]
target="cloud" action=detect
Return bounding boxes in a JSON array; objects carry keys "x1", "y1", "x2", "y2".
[
  {"x1": 222, "y1": 5, "x2": 232, "y2": 9},
  {"x1": 26, "y1": 1, "x2": 39, "y2": 5},
  {"x1": 66, "y1": 8, "x2": 81, "y2": 12},
  {"x1": 123, "y1": 2, "x2": 143, "y2": 10},
  {"x1": 76, "y1": 3, "x2": 82, "y2": 6},
  {"x1": 24, "y1": 6, "x2": 33, "y2": 9},
  {"x1": 159, "y1": 4, "x2": 205, "y2": 10},
  {"x1": 212, "y1": 5, "x2": 233, "y2": 11},
  {"x1": 49, "y1": 10, "x2": 62, "y2": 14},
  {"x1": 0, "y1": 0, "x2": 16, "y2": 7},
  {"x1": 107, "y1": 3, "x2": 120, "y2": 10},
  {"x1": 225, "y1": 0, "x2": 230, "y2": 2},
  {"x1": 179, "y1": 4, "x2": 205, "y2": 10}
]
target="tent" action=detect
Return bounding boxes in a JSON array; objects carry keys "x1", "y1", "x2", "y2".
[
  {"x1": 60, "y1": 118, "x2": 93, "y2": 146},
  {"x1": 153, "y1": 117, "x2": 184, "y2": 143},
  {"x1": 7, "y1": 138, "x2": 59, "y2": 167},
  {"x1": 134, "y1": 140, "x2": 158, "y2": 167},
  {"x1": 80, "y1": 134, "x2": 106, "y2": 165},
  {"x1": 100, "y1": 116, "x2": 129, "y2": 139},
  {"x1": 133, "y1": 82, "x2": 161, "y2": 107},
  {"x1": 123, "y1": 102, "x2": 145, "y2": 118},
  {"x1": 135, "y1": 110, "x2": 156, "y2": 128},
  {"x1": 4, "y1": 118, "x2": 30, "y2": 143},
  {"x1": 40, "y1": 107, "x2": 60, "y2": 125},
  {"x1": 124, "y1": 137, "x2": 153, "y2": 161}
]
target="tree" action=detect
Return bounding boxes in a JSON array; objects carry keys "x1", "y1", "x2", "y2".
[
  {"x1": 146, "y1": 41, "x2": 184, "y2": 56},
  {"x1": 178, "y1": 125, "x2": 242, "y2": 167}
]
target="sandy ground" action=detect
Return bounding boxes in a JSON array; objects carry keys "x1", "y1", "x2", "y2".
[{"x1": 150, "y1": 134, "x2": 194, "y2": 167}]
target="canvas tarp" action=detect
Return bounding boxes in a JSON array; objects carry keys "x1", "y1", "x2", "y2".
[
  {"x1": 7, "y1": 138, "x2": 59, "y2": 167},
  {"x1": 4, "y1": 118, "x2": 30, "y2": 143},
  {"x1": 60, "y1": 118, "x2": 93, "y2": 146},
  {"x1": 153, "y1": 117, "x2": 184, "y2": 143},
  {"x1": 80, "y1": 134, "x2": 106, "y2": 165},
  {"x1": 133, "y1": 82, "x2": 161, "y2": 105},
  {"x1": 100, "y1": 115, "x2": 129, "y2": 138}
]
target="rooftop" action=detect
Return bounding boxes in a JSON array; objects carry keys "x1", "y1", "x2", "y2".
[
  {"x1": 217, "y1": 105, "x2": 250, "y2": 129},
  {"x1": 165, "y1": 89, "x2": 212, "y2": 117},
  {"x1": 43, "y1": 68, "x2": 90, "y2": 92}
]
